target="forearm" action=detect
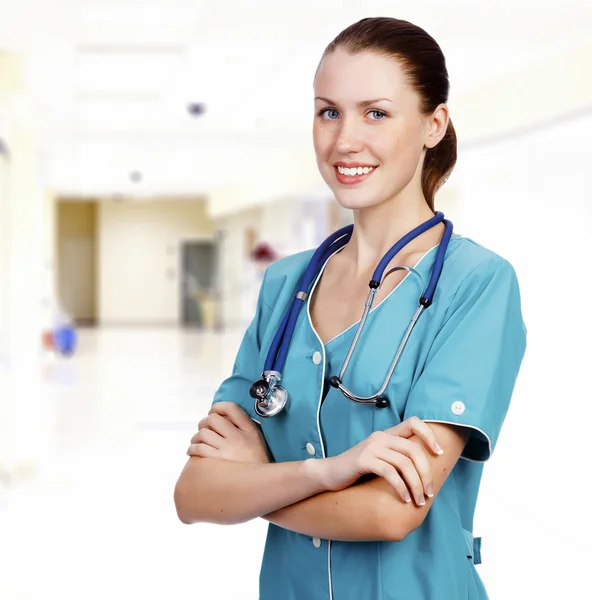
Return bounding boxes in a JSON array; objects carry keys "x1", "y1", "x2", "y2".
[
  {"x1": 262, "y1": 476, "x2": 402, "y2": 542},
  {"x1": 174, "y1": 457, "x2": 326, "y2": 525}
]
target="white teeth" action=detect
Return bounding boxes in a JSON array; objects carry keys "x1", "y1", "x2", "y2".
[{"x1": 337, "y1": 166, "x2": 374, "y2": 176}]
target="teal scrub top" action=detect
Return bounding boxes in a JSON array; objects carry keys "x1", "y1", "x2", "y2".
[{"x1": 212, "y1": 234, "x2": 527, "y2": 600}]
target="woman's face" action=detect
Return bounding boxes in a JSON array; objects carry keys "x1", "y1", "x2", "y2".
[{"x1": 313, "y1": 48, "x2": 430, "y2": 211}]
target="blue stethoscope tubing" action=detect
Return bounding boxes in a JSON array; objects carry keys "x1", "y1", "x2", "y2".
[{"x1": 250, "y1": 212, "x2": 453, "y2": 417}]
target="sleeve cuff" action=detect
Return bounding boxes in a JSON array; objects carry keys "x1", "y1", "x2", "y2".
[{"x1": 419, "y1": 416, "x2": 493, "y2": 462}]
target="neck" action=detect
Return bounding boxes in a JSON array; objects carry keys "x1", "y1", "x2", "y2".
[{"x1": 342, "y1": 196, "x2": 443, "y2": 274}]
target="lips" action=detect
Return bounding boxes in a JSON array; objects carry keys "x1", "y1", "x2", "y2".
[{"x1": 333, "y1": 165, "x2": 378, "y2": 186}]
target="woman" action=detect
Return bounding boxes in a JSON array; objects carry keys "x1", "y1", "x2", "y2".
[{"x1": 174, "y1": 17, "x2": 527, "y2": 600}]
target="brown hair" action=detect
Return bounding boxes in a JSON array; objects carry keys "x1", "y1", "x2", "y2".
[{"x1": 318, "y1": 17, "x2": 457, "y2": 211}]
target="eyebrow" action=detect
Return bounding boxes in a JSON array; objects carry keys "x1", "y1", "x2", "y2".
[{"x1": 314, "y1": 96, "x2": 393, "y2": 107}]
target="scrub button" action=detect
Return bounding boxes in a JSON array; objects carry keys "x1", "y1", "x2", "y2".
[
  {"x1": 312, "y1": 351, "x2": 322, "y2": 365},
  {"x1": 312, "y1": 537, "x2": 322, "y2": 548},
  {"x1": 306, "y1": 443, "x2": 316, "y2": 456},
  {"x1": 451, "y1": 401, "x2": 465, "y2": 415}
]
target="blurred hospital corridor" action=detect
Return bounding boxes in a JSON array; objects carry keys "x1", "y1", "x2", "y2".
[{"x1": 1, "y1": 0, "x2": 592, "y2": 598}]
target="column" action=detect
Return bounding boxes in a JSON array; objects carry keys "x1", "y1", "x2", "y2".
[{"x1": 0, "y1": 52, "x2": 50, "y2": 483}]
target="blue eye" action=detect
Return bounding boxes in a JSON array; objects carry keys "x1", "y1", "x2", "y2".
[
  {"x1": 318, "y1": 108, "x2": 340, "y2": 120},
  {"x1": 316, "y1": 108, "x2": 387, "y2": 121}
]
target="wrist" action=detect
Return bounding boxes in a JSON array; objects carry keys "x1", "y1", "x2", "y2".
[{"x1": 303, "y1": 457, "x2": 330, "y2": 493}]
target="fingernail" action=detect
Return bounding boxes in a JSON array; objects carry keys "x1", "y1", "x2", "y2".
[
  {"x1": 435, "y1": 443, "x2": 443, "y2": 455},
  {"x1": 404, "y1": 493, "x2": 411, "y2": 503},
  {"x1": 418, "y1": 497, "x2": 426, "y2": 506},
  {"x1": 426, "y1": 483, "x2": 434, "y2": 498}
]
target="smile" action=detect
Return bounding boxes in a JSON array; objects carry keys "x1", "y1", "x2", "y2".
[{"x1": 334, "y1": 165, "x2": 378, "y2": 185}]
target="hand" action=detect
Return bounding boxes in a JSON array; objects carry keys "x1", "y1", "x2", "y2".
[
  {"x1": 186, "y1": 402, "x2": 271, "y2": 464},
  {"x1": 318, "y1": 417, "x2": 443, "y2": 506}
]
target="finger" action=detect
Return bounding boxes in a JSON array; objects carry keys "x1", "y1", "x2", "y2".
[
  {"x1": 190, "y1": 428, "x2": 225, "y2": 449},
  {"x1": 186, "y1": 443, "x2": 218, "y2": 458},
  {"x1": 387, "y1": 437, "x2": 434, "y2": 499},
  {"x1": 367, "y1": 458, "x2": 411, "y2": 504},
  {"x1": 209, "y1": 402, "x2": 254, "y2": 431},
  {"x1": 191, "y1": 423, "x2": 223, "y2": 445},
  {"x1": 387, "y1": 417, "x2": 443, "y2": 455},
  {"x1": 197, "y1": 414, "x2": 236, "y2": 438},
  {"x1": 376, "y1": 448, "x2": 426, "y2": 506}
]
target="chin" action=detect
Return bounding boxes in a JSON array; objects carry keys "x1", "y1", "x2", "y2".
[
  {"x1": 332, "y1": 188, "x2": 385, "y2": 211},
  {"x1": 320, "y1": 166, "x2": 391, "y2": 211}
]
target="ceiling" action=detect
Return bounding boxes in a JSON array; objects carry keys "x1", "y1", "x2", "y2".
[{"x1": 1, "y1": 0, "x2": 591, "y2": 200}]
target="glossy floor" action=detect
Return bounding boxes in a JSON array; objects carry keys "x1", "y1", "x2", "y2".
[{"x1": 0, "y1": 327, "x2": 267, "y2": 600}]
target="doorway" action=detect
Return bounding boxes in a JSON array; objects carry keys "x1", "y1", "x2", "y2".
[
  {"x1": 57, "y1": 201, "x2": 97, "y2": 326},
  {"x1": 181, "y1": 240, "x2": 217, "y2": 328}
]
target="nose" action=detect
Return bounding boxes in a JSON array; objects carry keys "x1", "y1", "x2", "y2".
[{"x1": 335, "y1": 117, "x2": 364, "y2": 154}]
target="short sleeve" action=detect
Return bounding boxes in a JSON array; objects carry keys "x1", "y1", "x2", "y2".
[
  {"x1": 211, "y1": 268, "x2": 271, "y2": 418},
  {"x1": 403, "y1": 257, "x2": 527, "y2": 462}
]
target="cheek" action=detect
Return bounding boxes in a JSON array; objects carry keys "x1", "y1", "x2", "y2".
[
  {"x1": 312, "y1": 125, "x2": 324, "y2": 157},
  {"x1": 381, "y1": 131, "x2": 423, "y2": 173},
  {"x1": 313, "y1": 123, "x2": 335, "y2": 158}
]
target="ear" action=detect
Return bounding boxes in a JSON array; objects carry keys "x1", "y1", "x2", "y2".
[{"x1": 424, "y1": 104, "x2": 450, "y2": 149}]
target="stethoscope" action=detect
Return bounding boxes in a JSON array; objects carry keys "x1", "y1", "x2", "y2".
[{"x1": 250, "y1": 212, "x2": 453, "y2": 418}]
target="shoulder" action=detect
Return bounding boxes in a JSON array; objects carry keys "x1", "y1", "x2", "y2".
[
  {"x1": 259, "y1": 249, "x2": 315, "y2": 307},
  {"x1": 447, "y1": 235, "x2": 511, "y2": 274},
  {"x1": 442, "y1": 235, "x2": 519, "y2": 296},
  {"x1": 266, "y1": 248, "x2": 316, "y2": 278}
]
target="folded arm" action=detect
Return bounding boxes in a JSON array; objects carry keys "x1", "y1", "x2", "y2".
[
  {"x1": 262, "y1": 423, "x2": 470, "y2": 542},
  {"x1": 174, "y1": 456, "x2": 326, "y2": 525},
  {"x1": 177, "y1": 402, "x2": 468, "y2": 539}
]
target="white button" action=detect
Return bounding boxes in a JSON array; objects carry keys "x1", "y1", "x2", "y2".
[
  {"x1": 312, "y1": 351, "x2": 322, "y2": 365},
  {"x1": 312, "y1": 537, "x2": 322, "y2": 548},
  {"x1": 306, "y1": 443, "x2": 316, "y2": 456},
  {"x1": 451, "y1": 401, "x2": 465, "y2": 415}
]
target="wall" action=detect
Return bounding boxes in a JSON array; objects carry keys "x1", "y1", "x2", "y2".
[
  {"x1": 42, "y1": 190, "x2": 57, "y2": 327},
  {"x1": 0, "y1": 152, "x2": 8, "y2": 354},
  {"x1": 215, "y1": 195, "x2": 333, "y2": 329},
  {"x1": 452, "y1": 40, "x2": 592, "y2": 144},
  {"x1": 445, "y1": 112, "x2": 591, "y2": 597},
  {"x1": 57, "y1": 200, "x2": 97, "y2": 323},
  {"x1": 216, "y1": 206, "x2": 263, "y2": 329},
  {"x1": 0, "y1": 51, "x2": 49, "y2": 479},
  {"x1": 98, "y1": 199, "x2": 213, "y2": 324}
]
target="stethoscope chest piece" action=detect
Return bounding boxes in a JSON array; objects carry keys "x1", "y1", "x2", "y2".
[
  {"x1": 251, "y1": 371, "x2": 288, "y2": 418},
  {"x1": 254, "y1": 385, "x2": 288, "y2": 418}
]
